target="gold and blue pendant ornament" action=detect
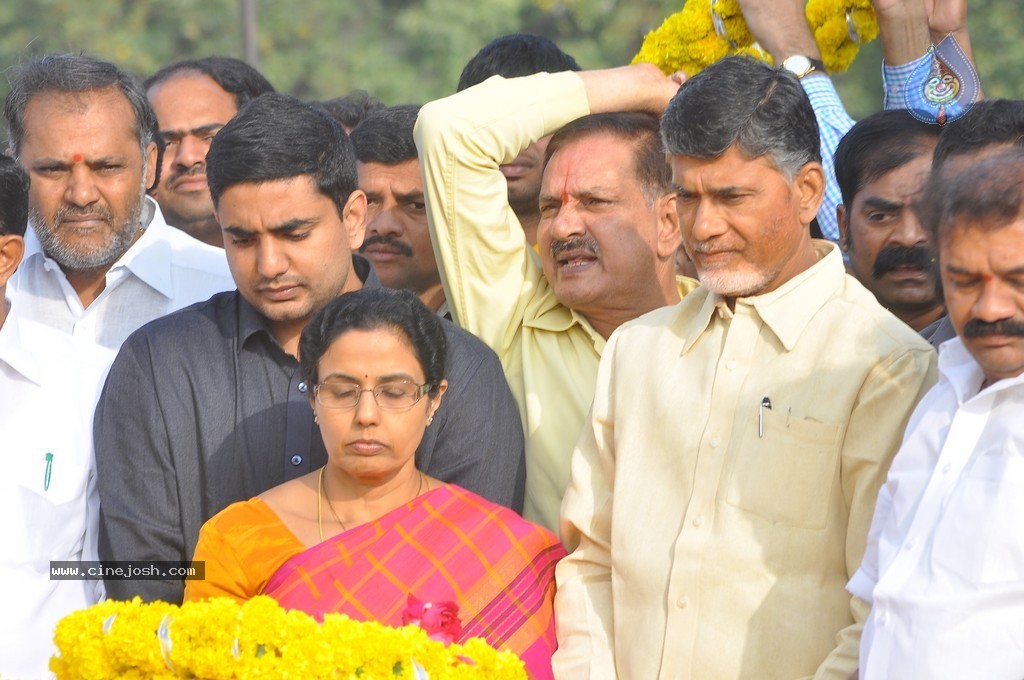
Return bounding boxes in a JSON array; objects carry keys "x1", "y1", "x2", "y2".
[
  {"x1": 903, "y1": 34, "x2": 980, "y2": 125},
  {"x1": 632, "y1": 0, "x2": 878, "y2": 76}
]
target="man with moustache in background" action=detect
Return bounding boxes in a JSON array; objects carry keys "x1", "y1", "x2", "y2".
[
  {"x1": 834, "y1": 110, "x2": 949, "y2": 346},
  {"x1": 145, "y1": 56, "x2": 274, "y2": 247},
  {"x1": 350, "y1": 104, "x2": 448, "y2": 316}
]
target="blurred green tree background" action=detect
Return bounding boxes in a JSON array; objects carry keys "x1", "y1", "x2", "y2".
[{"x1": 0, "y1": 0, "x2": 1020, "y2": 138}]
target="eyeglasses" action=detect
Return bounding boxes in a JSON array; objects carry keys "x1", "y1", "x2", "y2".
[{"x1": 314, "y1": 379, "x2": 432, "y2": 410}]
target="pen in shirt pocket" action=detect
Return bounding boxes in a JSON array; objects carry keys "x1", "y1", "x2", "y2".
[
  {"x1": 44, "y1": 452, "x2": 54, "y2": 491},
  {"x1": 758, "y1": 397, "x2": 772, "y2": 438}
]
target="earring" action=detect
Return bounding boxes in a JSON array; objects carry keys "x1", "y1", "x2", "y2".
[
  {"x1": 426, "y1": 415, "x2": 434, "y2": 426},
  {"x1": 314, "y1": 414, "x2": 319, "y2": 424}
]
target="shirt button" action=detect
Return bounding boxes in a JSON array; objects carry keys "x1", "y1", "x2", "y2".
[
  {"x1": 941, "y1": 464, "x2": 952, "y2": 474},
  {"x1": 709, "y1": 437, "x2": 720, "y2": 449},
  {"x1": 906, "y1": 538, "x2": 918, "y2": 550},
  {"x1": 878, "y1": 611, "x2": 889, "y2": 626},
  {"x1": 692, "y1": 515, "x2": 703, "y2": 528},
  {"x1": 297, "y1": 381, "x2": 308, "y2": 393},
  {"x1": 676, "y1": 596, "x2": 689, "y2": 609},
  {"x1": 725, "y1": 360, "x2": 736, "y2": 370},
  {"x1": 290, "y1": 455, "x2": 303, "y2": 466}
]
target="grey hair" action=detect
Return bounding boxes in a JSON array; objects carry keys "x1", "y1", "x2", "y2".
[
  {"x1": 4, "y1": 53, "x2": 158, "y2": 167},
  {"x1": 661, "y1": 55, "x2": 820, "y2": 179}
]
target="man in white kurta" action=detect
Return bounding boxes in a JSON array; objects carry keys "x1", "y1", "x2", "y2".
[
  {"x1": 0, "y1": 154, "x2": 114, "y2": 679},
  {"x1": 0, "y1": 307, "x2": 113, "y2": 679},
  {"x1": 849, "y1": 152, "x2": 1024, "y2": 680}
]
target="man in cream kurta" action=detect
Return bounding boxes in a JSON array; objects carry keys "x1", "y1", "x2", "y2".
[
  {"x1": 416, "y1": 66, "x2": 694, "y2": 531},
  {"x1": 554, "y1": 57, "x2": 937, "y2": 679}
]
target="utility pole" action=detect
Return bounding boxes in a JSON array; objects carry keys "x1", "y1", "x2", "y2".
[{"x1": 240, "y1": 0, "x2": 260, "y2": 68}]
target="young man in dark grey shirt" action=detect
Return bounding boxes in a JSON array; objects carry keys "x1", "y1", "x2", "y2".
[{"x1": 95, "y1": 94, "x2": 525, "y2": 604}]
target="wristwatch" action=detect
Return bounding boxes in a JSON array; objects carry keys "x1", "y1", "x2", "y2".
[{"x1": 781, "y1": 54, "x2": 827, "y2": 79}]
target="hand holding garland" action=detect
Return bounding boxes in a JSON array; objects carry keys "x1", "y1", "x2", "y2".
[
  {"x1": 735, "y1": 0, "x2": 824, "y2": 66},
  {"x1": 633, "y1": 0, "x2": 879, "y2": 77}
]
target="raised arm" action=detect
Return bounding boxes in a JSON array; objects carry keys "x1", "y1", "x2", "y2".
[
  {"x1": 874, "y1": 0, "x2": 982, "y2": 108},
  {"x1": 415, "y1": 65, "x2": 678, "y2": 357},
  {"x1": 415, "y1": 71, "x2": 589, "y2": 357},
  {"x1": 874, "y1": 0, "x2": 933, "y2": 65},
  {"x1": 578, "y1": 63, "x2": 681, "y2": 116},
  {"x1": 737, "y1": 0, "x2": 855, "y2": 242}
]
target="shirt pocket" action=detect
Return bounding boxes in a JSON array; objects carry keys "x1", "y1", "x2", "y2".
[
  {"x1": 9, "y1": 452, "x2": 90, "y2": 566},
  {"x1": 931, "y1": 452, "x2": 1024, "y2": 585},
  {"x1": 726, "y1": 406, "x2": 841, "y2": 529}
]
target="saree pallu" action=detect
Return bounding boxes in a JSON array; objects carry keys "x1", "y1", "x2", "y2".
[{"x1": 265, "y1": 484, "x2": 566, "y2": 679}]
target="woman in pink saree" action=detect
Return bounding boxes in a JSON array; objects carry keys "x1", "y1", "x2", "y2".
[{"x1": 186, "y1": 288, "x2": 564, "y2": 678}]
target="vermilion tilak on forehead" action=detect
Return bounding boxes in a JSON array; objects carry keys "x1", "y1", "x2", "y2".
[
  {"x1": 562, "y1": 169, "x2": 570, "y2": 205},
  {"x1": 72, "y1": 153, "x2": 83, "y2": 163},
  {"x1": 982, "y1": 273, "x2": 993, "y2": 283}
]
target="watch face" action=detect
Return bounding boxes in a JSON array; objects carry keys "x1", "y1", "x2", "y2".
[{"x1": 784, "y1": 55, "x2": 812, "y2": 76}]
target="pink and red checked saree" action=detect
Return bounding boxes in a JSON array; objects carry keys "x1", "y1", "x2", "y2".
[{"x1": 187, "y1": 484, "x2": 565, "y2": 679}]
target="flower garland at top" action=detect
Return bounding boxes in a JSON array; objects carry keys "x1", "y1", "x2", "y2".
[
  {"x1": 633, "y1": 0, "x2": 879, "y2": 77},
  {"x1": 50, "y1": 596, "x2": 527, "y2": 679}
]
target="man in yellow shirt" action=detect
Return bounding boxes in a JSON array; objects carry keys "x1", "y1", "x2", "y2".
[
  {"x1": 416, "y1": 63, "x2": 696, "y2": 531},
  {"x1": 553, "y1": 56, "x2": 937, "y2": 679}
]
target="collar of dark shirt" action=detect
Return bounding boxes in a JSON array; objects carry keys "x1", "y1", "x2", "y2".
[{"x1": 237, "y1": 254, "x2": 382, "y2": 353}]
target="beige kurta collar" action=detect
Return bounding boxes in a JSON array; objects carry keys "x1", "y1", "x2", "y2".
[{"x1": 681, "y1": 240, "x2": 845, "y2": 354}]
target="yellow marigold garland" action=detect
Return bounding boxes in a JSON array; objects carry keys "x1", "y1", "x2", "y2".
[
  {"x1": 634, "y1": 0, "x2": 879, "y2": 76},
  {"x1": 50, "y1": 596, "x2": 527, "y2": 679}
]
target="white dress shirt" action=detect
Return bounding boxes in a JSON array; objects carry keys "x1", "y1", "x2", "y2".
[
  {"x1": 849, "y1": 338, "x2": 1024, "y2": 680},
  {"x1": 0, "y1": 302, "x2": 115, "y2": 679},
  {"x1": 8, "y1": 197, "x2": 233, "y2": 351}
]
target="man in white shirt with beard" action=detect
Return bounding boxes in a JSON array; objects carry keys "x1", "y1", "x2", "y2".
[
  {"x1": 0, "y1": 155, "x2": 114, "y2": 679},
  {"x1": 849, "y1": 150, "x2": 1024, "y2": 679},
  {"x1": 3, "y1": 53, "x2": 232, "y2": 352}
]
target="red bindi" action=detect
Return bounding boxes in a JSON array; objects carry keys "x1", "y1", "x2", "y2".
[
  {"x1": 561, "y1": 169, "x2": 570, "y2": 205},
  {"x1": 72, "y1": 153, "x2": 83, "y2": 163},
  {"x1": 981, "y1": 273, "x2": 993, "y2": 283}
]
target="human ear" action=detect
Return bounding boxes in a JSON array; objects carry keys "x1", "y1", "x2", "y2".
[
  {"x1": 427, "y1": 379, "x2": 449, "y2": 419},
  {"x1": 794, "y1": 162, "x2": 826, "y2": 227},
  {"x1": 342, "y1": 189, "x2": 368, "y2": 251},
  {"x1": 144, "y1": 141, "x2": 159, "y2": 192},
  {"x1": 655, "y1": 192, "x2": 683, "y2": 259},
  {"x1": 837, "y1": 204, "x2": 850, "y2": 251},
  {"x1": 0, "y1": 234, "x2": 25, "y2": 289}
]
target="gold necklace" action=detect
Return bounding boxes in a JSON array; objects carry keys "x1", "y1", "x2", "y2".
[{"x1": 317, "y1": 467, "x2": 427, "y2": 542}]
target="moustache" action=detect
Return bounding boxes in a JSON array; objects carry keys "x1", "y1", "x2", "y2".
[
  {"x1": 55, "y1": 205, "x2": 114, "y2": 227},
  {"x1": 963, "y1": 318, "x2": 1024, "y2": 338},
  {"x1": 169, "y1": 164, "x2": 205, "y2": 185},
  {"x1": 359, "y1": 235, "x2": 413, "y2": 257},
  {"x1": 550, "y1": 235, "x2": 600, "y2": 260},
  {"x1": 872, "y1": 245, "x2": 935, "y2": 279}
]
